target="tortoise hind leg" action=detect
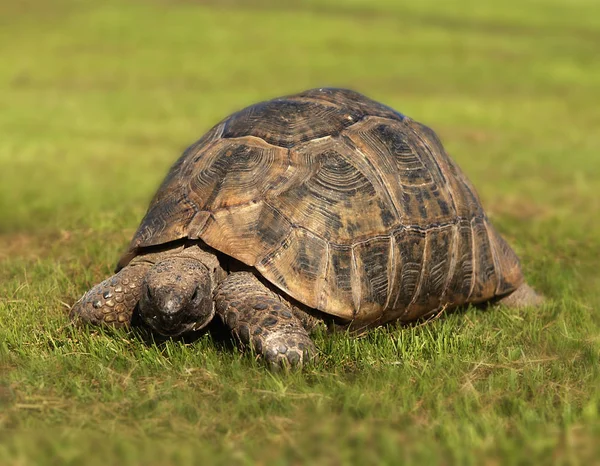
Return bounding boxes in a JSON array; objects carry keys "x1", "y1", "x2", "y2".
[
  {"x1": 70, "y1": 263, "x2": 152, "y2": 328},
  {"x1": 214, "y1": 272, "x2": 317, "y2": 369},
  {"x1": 496, "y1": 283, "x2": 545, "y2": 308}
]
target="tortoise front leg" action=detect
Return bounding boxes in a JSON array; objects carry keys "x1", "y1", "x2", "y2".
[
  {"x1": 214, "y1": 272, "x2": 317, "y2": 369},
  {"x1": 70, "y1": 263, "x2": 152, "y2": 328}
]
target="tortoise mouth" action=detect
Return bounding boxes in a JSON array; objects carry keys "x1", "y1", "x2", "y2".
[{"x1": 143, "y1": 307, "x2": 215, "y2": 337}]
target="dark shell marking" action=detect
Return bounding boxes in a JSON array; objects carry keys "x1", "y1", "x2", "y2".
[{"x1": 121, "y1": 88, "x2": 523, "y2": 326}]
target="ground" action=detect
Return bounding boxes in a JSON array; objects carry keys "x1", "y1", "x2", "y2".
[{"x1": 1, "y1": 0, "x2": 599, "y2": 464}]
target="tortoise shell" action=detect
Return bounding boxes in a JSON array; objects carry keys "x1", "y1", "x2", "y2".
[{"x1": 119, "y1": 88, "x2": 523, "y2": 325}]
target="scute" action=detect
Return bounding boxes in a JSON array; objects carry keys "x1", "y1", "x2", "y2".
[
  {"x1": 267, "y1": 141, "x2": 396, "y2": 243},
  {"x1": 120, "y1": 88, "x2": 523, "y2": 325},
  {"x1": 221, "y1": 88, "x2": 405, "y2": 148}
]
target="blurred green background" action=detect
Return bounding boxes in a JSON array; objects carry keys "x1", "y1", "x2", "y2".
[{"x1": 1, "y1": 0, "x2": 599, "y2": 464}]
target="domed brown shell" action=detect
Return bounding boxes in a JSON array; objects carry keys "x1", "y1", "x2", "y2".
[{"x1": 119, "y1": 88, "x2": 523, "y2": 325}]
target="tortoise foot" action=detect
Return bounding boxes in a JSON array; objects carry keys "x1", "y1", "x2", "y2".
[
  {"x1": 215, "y1": 272, "x2": 318, "y2": 369},
  {"x1": 497, "y1": 283, "x2": 545, "y2": 308}
]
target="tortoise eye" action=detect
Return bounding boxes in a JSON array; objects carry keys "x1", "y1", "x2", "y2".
[
  {"x1": 144, "y1": 285, "x2": 153, "y2": 301},
  {"x1": 190, "y1": 286, "x2": 200, "y2": 303}
]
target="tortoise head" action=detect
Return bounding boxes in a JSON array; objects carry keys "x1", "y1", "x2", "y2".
[{"x1": 138, "y1": 256, "x2": 214, "y2": 337}]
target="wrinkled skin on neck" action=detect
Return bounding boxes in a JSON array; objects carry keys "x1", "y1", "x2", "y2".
[{"x1": 139, "y1": 256, "x2": 215, "y2": 336}]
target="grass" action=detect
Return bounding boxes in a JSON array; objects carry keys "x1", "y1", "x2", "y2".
[{"x1": 1, "y1": 0, "x2": 599, "y2": 464}]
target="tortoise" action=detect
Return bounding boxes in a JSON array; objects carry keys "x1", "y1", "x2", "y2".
[{"x1": 70, "y1": 88, "x2": 543, "y2": 368}]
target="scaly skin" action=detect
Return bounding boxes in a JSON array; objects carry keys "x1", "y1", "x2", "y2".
[
  {"x1": 215, "y1": 272, "x2": 318, "y2": 369},
  {"x1": 70, "y1": 262, "x2": 150, "y2": 328},
  {"x1": 70, "y1": 246, "x2": 216, "y2": 331}
]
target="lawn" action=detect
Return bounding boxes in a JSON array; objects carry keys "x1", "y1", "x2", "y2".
[{"x1": 1, "y1": 0, "x2": 599, "y2": 464}]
